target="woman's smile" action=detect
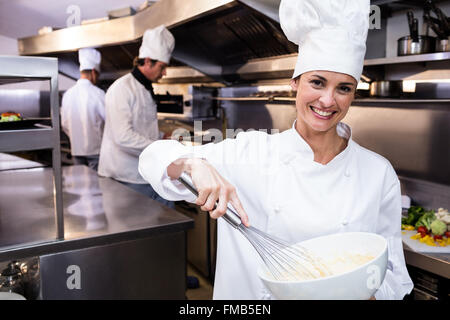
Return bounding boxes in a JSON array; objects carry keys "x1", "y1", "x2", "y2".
[{"x1": 309, "y1": 105, "x2": 337, "y2": 120}]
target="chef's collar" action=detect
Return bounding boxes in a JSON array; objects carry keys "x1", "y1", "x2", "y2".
[
  {"x1": 279, "y1": 121, "x2": 353, "y2": 167},
  {"x1": 132, "y1": 66, "x2": 156, "y2": 99},
  {"x1": 77, "y1": 78, "x2": 93, "y2": 85}
]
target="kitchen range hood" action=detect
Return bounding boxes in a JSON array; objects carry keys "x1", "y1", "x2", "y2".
[{"x1": 18, "y1": 0, "x2": 297, "y2": 85}]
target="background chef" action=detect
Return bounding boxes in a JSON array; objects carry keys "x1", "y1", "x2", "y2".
[
  {"x1": 98, "y1": 25, "x2": 175, "y2": 208},
  {"x1": 61, "y1": 48, "x2": 105, "y2": 171},
  {"x1": 138, "y1": 0, "x2": 414, "y2": 299}
]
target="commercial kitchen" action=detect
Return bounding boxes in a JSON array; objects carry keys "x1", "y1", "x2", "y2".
[{"x1": 0, "y1": 0, "x2": 449, "y2": 301}]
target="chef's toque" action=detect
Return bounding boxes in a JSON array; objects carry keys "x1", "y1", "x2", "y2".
[
  {"x1": 138, "y1": 25, "x2": 175, "y2": 64},
  {"x1": 279, "y1": 0, "x2": 370, "y2": 82},
  {"x1": 78, "y1": 48, "x2": 101, "y2": 72}
]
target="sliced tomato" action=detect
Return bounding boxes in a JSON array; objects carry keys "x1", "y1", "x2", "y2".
[
  {"x1": 417, "y1": 226, "x2": 428, "y2": 234},
  {"x1": 445, "y1": 231, "x2": 450, "y2": 238},
  {"x1": 433, "y1": 235, "x2": 443, "y2": 241}
]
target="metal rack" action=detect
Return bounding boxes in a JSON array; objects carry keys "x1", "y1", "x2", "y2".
[{"x1": 0, "y1": 55, "x2": 64, "y2": 242}]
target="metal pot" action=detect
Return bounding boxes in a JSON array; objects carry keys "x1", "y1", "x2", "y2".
[
  {"x1": 397, "y1": 35, "x2": 436, "y2": 56},
  {"x1": 436, "y1": 38, "x2": 449, "y2": 52},
  {"x1": 369, "y1": 81, "x2": 403, "y2": 98}
]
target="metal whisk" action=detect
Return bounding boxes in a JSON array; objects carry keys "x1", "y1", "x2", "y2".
[{"x1": 178, "y1": 172, "x2": 330, "y2": 281}]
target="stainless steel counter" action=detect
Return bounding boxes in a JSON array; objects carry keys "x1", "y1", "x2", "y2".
[
  {"x1": 0, "y1": 164, "x2": 193, "y2": 261},
  {"x1": 404, "y1": 248, "x2": 450, "y2": 279}
]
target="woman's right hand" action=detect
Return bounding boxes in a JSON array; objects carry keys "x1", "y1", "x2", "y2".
[{"x1": 168, "y1": 157, "x2": 249, "y2": 227}]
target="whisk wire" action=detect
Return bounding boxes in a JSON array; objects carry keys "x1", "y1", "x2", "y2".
[{"x1": 242, "y1": 226, "x2": 321, "y2": 280}]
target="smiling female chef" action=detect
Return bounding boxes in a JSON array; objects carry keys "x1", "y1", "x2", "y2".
[{"x1": 138, "y1": 0, "x2": 414, "y2": 299}]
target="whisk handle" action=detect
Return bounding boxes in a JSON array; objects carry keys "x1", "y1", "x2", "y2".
[
  {"x1": 178, "y1": 172, "x2": 199, "y2": 196},
  {"x1": 178, "y1": 172, "x2": 242, "y2": 228}
]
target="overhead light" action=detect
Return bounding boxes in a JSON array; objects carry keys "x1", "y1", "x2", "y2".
[
  {"x1": 357, "y1": 81, "x2": 370, "y2": 90},
  {"x1": 402, "y1": 80, "x2": 416, "y2": 93}
]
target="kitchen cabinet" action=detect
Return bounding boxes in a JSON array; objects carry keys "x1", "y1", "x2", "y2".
[
  {"x1": 175, "y1": 202, "x2": 217, "y2": 281},
  {"x1": 0, "y1": 55, "x2": 64, "y2": 244},
  {"x1": 0, "y1": 165, "x2": 193, "y2": 299}
]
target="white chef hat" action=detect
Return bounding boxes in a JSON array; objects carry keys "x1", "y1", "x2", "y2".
[
  {"x1": 78, "y1": 48, "x2": 101, "y2": 72},
  {"x1": 279, "y1": 0, "x2": 370, "y2": 82},
  {"x1": 138, "y1": 25, "x2": 175, "y2": 64}
]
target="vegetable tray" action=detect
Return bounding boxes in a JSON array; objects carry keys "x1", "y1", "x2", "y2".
[{"x1": 402, "y1": 230, "x2": 450, "y2": 253}]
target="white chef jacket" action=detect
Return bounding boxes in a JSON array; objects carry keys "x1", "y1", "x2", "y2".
[
  {"x1": 98, "y1": 73, "x2": 159, "y2": 183},
  {"x1": 61, "y1": 79, "x2": 105, "y2": 156},
  {"x1": 138, "y1": 122, "x2": 414, "y2": 300}
]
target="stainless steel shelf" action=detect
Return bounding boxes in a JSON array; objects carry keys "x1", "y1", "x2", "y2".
[
  {"x1": 0, "y1": 55, "x2": 59, "y2": 79},
  {"x1": 166, "y1": 51, "x2": 450, "y2": 84},
  {"x1": 0, "y1": 128, "x2": 54, "y2": 152},
  {"x1": 353, "y1": 98, "x2": 450, "y2": 107},
  {"x1": 364, "y1": 52, "x2": 450, "y2": 66},
  {"x1": 211, "y1": 97, "x2": 450, "y2": 107},
  {"x1": 0, "y1": 55, "x2": 63, "y2": 245}
]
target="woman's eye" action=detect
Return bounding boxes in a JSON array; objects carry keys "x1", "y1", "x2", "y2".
[
  {"x1": 339, "y1": 86, "x2": 352, "y2": 93},
  {"x1": 310, "y1": 80, "x2": 323, "y2": 87}
]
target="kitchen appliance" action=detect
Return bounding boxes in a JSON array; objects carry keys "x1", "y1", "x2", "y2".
[
  {"x1": 408, "y1": 265, "x2": 449, "y2": 300},
  {"x1": 175, "y1": 201, "x2": 216, "y2": 279},
  {"x1": 154, "y1": 93, "x2": 184, "y2": 114},
  {"x1": 369, "y1": 80, "x2": 403, "y2": 98},
  {"x1": 157, "y1": 86, "x2": 219, "y2": 120},
  {"x1": 178, "y1": 172, "x2": 323, "y2": 281}
]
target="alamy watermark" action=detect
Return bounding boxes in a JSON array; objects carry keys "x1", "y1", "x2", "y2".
[
  {"x1": 66, "y1": 264, "x2": 81, "y2": 290},
  {"x1": 369, "y1": 5, "x2": 382, "y2": 30},
  {"x1": 366, "y1": 264, "x2": 382, "y2": 290},
  {"x1": 66, "y1": 4, "x2": 81, "y2": 27}
]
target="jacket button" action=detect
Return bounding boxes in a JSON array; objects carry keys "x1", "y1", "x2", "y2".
[
  {"x1": 342, "y1": 221, "x2": 348, "y2": 226},
  {"x1": 274, "y1": 206, "x2": 280, "y2": 213}
]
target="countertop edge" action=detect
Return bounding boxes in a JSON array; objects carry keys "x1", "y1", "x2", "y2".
[
  {"x1": 404, "y1": 248, "x2": 450, "y2": 279},
  {"x1": 0, "y1": 219, "x2": 194, "y2": 262}
]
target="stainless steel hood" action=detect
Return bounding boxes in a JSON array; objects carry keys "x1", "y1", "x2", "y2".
[{"x1": 18, "y1": 0, "x2": 297, "y2": 85}]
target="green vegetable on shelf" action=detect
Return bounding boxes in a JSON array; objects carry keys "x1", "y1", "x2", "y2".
[{"x1": 430, "y1": 219, "x2": 446, "y2": 236}]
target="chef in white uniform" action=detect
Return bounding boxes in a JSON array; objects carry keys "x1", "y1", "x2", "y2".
[
  {"x1": 98, "y1": 25, "x2": 175, "y2": 208},
  {"x1": 61, "y1": 48, "x2": 105, "y2": 171},
  {"x1": 138, "y1": 0, "x2": 414, "y2": 299}
]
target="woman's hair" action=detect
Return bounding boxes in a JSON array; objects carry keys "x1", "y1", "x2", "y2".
[
  {"x1": 80, "y1": 69, "x2": 93, "y2": 76},
  {"x1": 133, "y1": 57, "x2": 158, "y2": 67}
]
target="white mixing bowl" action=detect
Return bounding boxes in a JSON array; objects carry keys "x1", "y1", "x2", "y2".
[{"x1": 257, "y1": 232, "x2": 388, "y2": 300}]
